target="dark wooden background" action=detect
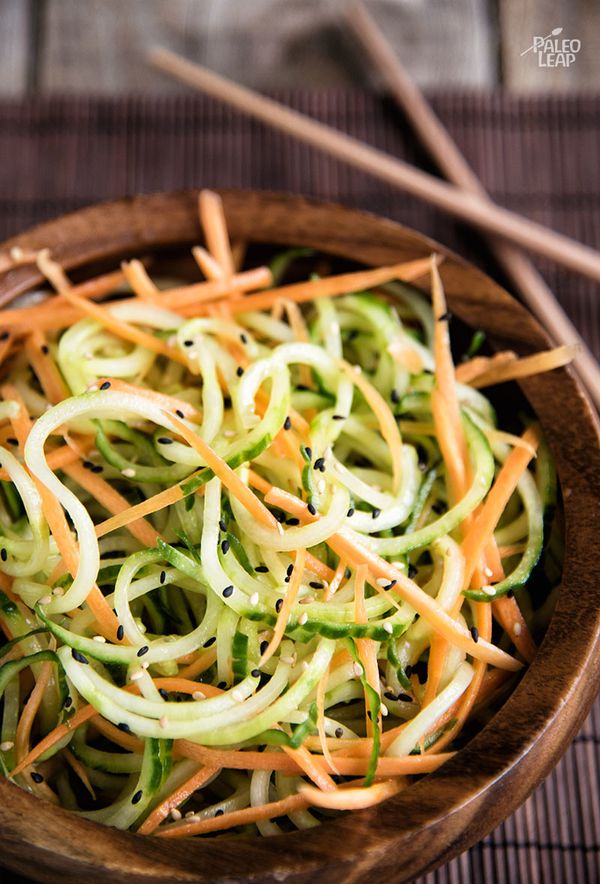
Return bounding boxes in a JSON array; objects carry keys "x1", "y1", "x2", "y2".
[{"x1": 0, "y1": 0, "x2": 599, "y2": 95}]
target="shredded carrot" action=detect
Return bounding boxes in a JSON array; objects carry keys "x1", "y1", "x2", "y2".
[
  {"x1": 63, "y1": 747, "x2": 96, "y2": 799},
  {"x1": 137, "y1": 764, "x2": 219, "y2": 835},
  {"x1": 24, "y1": 330, "x2": 70, "y2": 404},
  {"x1": 282, "y1": 743, "x2": 337, "y2": 792},
  {"x1": 492, "y1": 594, "x2": 537, "y2": 663},
  {"x1": 469, "y1": 345, "x2": 577, "y2": 389},
  {"x1": 155, "y1": 793, "x2": 309, "y2": 838},
  {"x1": 62, "y1": 461, "x2": 160, "y2": 548},
  {"x1": 121, "y1": 259, "x2": 160, "y2": 303},
  {"x1": 198, "y1": 190, "x2": 235, "y2": 277},
  {"x1": 14, "y1": 661, "x2": 53, "y2": 764},
  {"x1": 192, "y1": 245, "x2": 226, "y2": 281},
  {"x1": 455, "y1": 351, "x2": 516, "y2": 385},
  {"x1": 298, "y1": 777, "x2": 402, "y2": 810}
]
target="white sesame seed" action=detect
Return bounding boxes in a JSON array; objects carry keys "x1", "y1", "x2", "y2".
[
  {"x1": 170, "y1": 808, "x2": 182, "y2": 821},
  {"x1": 39, "y1": 595, "x2": 52, "y2": 606},
  {"x1": 299, "y1": 596, "x2": 314, "y2": 605},
  {"x1": 298, "y1": 612, "x2": 308, "y2": 626},
  {"x1": 159, "y1": 715, "x2": 169, "y2": 729},
  {"x1": 223, "y1": 430, "x2": 236, "y2": 438},
  {"x1": 93, "y1": 635, "x2": 107, "y2": 643},
  {"x1": 0, "y1": 741, "x2": 14, "y2": 752},
  {"x1": 192, "y1": 690, "x2": 205, "y2": 700},
  {"x1": 383, "y1": 622, "x2": 393, "y2": 634},
  {"x1": 482, "y1": 585, "x2": 496, "y2": 596},
  {"x1": 121, "y1": 468, "x2": 136, "y2": 478},
  {"x1": 130, "y1": 670, "x2": 144, "y2": 682},
  {"x1": 317, "y1": 479, "x2": 326, "y2": 494},
  {"x1": 231, "y1": 689, "x2": 244, "y2": 702},
  {"x1": 52, "y1": 587, "x2": 64, "y2": 596},
  {"x1": 484, "y1": 567, "x2": 493, "y2": 578},
  {"x1": 141, "y1": 661, "x2": 149, "y2": 670},
  {"x1": 392, "y1": 561, "x2": 405, "y2": 569},
  {"x1": 353, "y1": 662, "x2": 363, "y2": 677},
  {"x1": 280, "y1": 655, "x2": 295, "y2": 666},
  {"x1": 513, "y1": 623, "x2": 522, "y2": 636},
  {"x1": 381, "y1": 704, "x2": 389, "y2": 716},
  {"x1": 249, "y1": 592, "x2": 259, "y2": 606}
]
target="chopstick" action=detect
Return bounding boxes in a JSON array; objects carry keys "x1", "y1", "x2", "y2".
[
  {"x1": 346, "y1": 2, "x2": 600, "y2": 412},
  {"x1": 148, "y1": 46, "x2": 600, "y2": 286}
]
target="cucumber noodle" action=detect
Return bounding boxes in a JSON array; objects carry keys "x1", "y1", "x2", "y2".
[{"x1": 0, "y1": 200, "x2": 561, "y2": 839}]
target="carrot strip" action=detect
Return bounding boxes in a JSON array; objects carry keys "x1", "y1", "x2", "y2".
[
  {"x1": 260, "y1": 550, "x2": 306, "y2": 666},
  {"x1": 298, "y1": 777, "x2": 402, "y2": 810},
  {"x1": 24, "y1": 331, "x2": 70, "y2": 404},
  {"x1": 492, "y1": 594, "x2": 537, "y2": 663},
  {"x1": 62, "y1": 461, "x2": 160, "y2": 548},
  {"x1": 121, "y1": 259, "x2": 160, "y2": 303},
  {"x1": 338, "y1": 358, "x2": 402, "y2": 493},
  {"x1": 177, "y1": 648, "x2": 218, "y2": 679},
  {"x1": 155, "y1": 793, "x2": 308, "y2": 838},
  {"x1": 469, "y1": 345, "x2": 577, "y2": 389},
  {"x1": 14, "y1": 659, "x2": 53, "y2": 764},
  {"x1": 282, "y1": 744, "x2": 337, "y2": 792},
  {"x1": 192, "y1": 245, "x2": 226, "y2": 281},
  {"x1": 167, "y1": 414, "x2": 278, "y2": 529},
  {"x1": 63, "y1": 747, "x2": 96, "y2": 799},
  {"x1": 137, "y1": 764, "x2": 219, "y2": 835},
  {"x1": 455, "y1": 351, "x2": 516, "y2": 385},
  {"x1": 198, "y1": 190, "x2": 235, "y2": 277}
]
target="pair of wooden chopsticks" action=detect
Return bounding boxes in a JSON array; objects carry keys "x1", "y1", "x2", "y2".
[{"x1": 149, "y1": 7, "x2": 600, "y2": 411}]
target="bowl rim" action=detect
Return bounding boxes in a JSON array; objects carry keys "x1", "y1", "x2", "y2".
[{"x1": 0, "y1": 188, "x2": 599, "y2": 884}]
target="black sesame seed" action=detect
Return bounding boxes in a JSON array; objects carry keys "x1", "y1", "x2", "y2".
[
  {"x1": 309, "y1": 582, "x2": 323, "y2": 590},
  {"x1": 222, "y1": 585, "x2": 234, "y2": 598},
  {"x1": 236, "y1": 366, "x2": 244, "y2": 377},
  {"x1": 91, "y1": 464, "x2": 103, "y2": 474},
  {"x1": 313, "y1": 457, "x2": 325, "y2": 472},
  {"x1": 408, "y1": 564, "x2": 417, "y2": 579},
  {"x1": 221, "y1": 539, "x2": 230, "y2": 554},
  {"x1": 64, "y1": 696, "x2": 73, "y2": 708},
  {"x1": 260, "y1": 640, "x2": 269, "y2": 655},
  {"x1": 117, "y1": 625, "x2": 124, "y2": 641},
  {"x1": 470, "y1": 626, "x2": 479, "y2": 643},
  {"x1": 157, "y1": 437, "x2": 173, "y2": 445},
  {"x1": 204, "y1": 636, "x2": 216, "y2": 648},
  {"x1": 31, "y1": 772, "x2": 44, "y2": 784},
  {"x1": 0, "y1": 548, "x2": 6, "y2": 562},
  {"x1": 275, "y1": 598, "x2": 283, "y2": 613},
  {"x1": 41, "y1": 344, "x2": 49, "y2": 355},
  {"x1": 183, "y1": 339, "x2": 194, "y2": 347},
  {"x1": 372, "y1": 508, "x2": 381, "y2": 519},
  {"x1": 83, "y1": 460, "x2": 94, "y2": 470},
  {"x1": 255, "y1": 565, "x2": 269, "y2": 573},
  {"x1": 6, "y1": 437, "x2": 18, "y2": 446},
  {"x1": 398, "y1": 693, "x2": 413, "y2": 703},
  {"x1": 215, "y1": 808, "x2": 224, "y2": 816},
  {"x1": 223, "y1": 397, "x2": 232, "y2": 408},
  {"x1": 384, "y1": 691, "x2": 397, "y2": 701},
  {"x1": 160, "y1": 570, "x2": 166, "y2": 585},
  {"x1": 175, "y1": 409, "x2": 184, "y2": 419},
  {"x1": 219, "y1": 519, "x2": 227, "y2": 532},
  {"x1": 332, "y1": 414, "x2": 345, "y2": 421},
  {"x1": 438, "y1": 311, "x2": 452, "y2": 322},
  {"x1": 240, "y1": 333, "x2": 248, "y2": 344},
  {"x1": 432, "y1": 502, "x2": 445, "y2": 514},
  {"x1": 118, "y1": 722, "x2": 131, "y2": 733},
  {"x1": 158, "y1": 688, "x2": 169, "y2": 701},
  {"x1": 137, "y1": 645, "x2": 149, "y2": 657},
  {"x1": 286, "y1": 517, "x2": 300, "y2": 526},
  {"x1": 251, "y1": 668, "x2": 260, "y2": 678},
  {"x1": 283, "y1": 416, "x2": 292, "y2": 430},
  {"x1": 132, "y1": 790, "x2": 143, "y2": 805},
  {"x1": 296, "y1": 384, "x2": 309, "y2": 391},
  {"x1": 384, "y1": 580, "x2": 397, "y2": 591},
  {"x1": 390, "y1": 388, "x2": 400, "y2": 404},
  {"x1": 217, "y1": 681, "x2": 227, "y2": 690},
  {"x1": 307, "y1": 503, "x2": 316, "y2": 516},
  {"x1": 304, "y1": 446, "x2": 312, "y2": 460},
  {"x1": 335, "y1": 727, "x2": 344, "y2": 738},
  {"x1": 71, "y1": 649, "x2": 88, "y2": 664},
  {"x1": 0, "y1": 331, "x2": 9, "y2": 341},
  {"x1": 286, "y1": 564, "x2": 294, "y2": 577},
  {"x1": 347, "y1": 508, "x2": 355, "y2": 518},
  {"x1": 99, "y1": 381, "x2": 111, "y2": 391}
]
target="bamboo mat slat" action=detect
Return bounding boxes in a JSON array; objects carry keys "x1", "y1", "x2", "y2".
[{"x1": 0, "y1": 91, "x2": 598, "y2": 884}]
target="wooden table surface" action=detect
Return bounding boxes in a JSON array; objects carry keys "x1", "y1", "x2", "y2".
[{"x1": 0, "y1": 0, "x2": 598, "y2": 95}]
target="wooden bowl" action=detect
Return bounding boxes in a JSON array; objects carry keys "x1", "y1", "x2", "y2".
[{"x1": 1, "y1": 190, "x2": 599, "y2": 884}]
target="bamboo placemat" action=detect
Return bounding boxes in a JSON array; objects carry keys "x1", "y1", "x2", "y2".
[{"x1": 0, "y1": 92, "x2": 598, "y2": 884}]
